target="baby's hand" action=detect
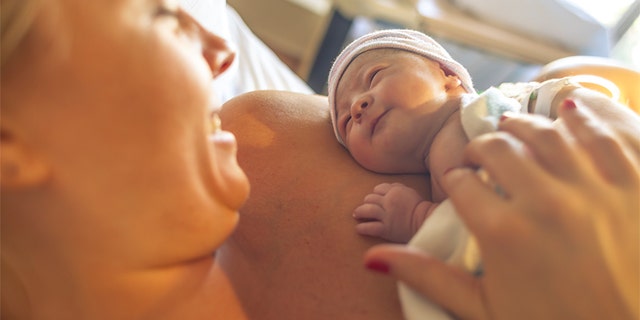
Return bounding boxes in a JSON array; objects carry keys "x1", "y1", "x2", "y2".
[{"x1": 353, "y1": 183, "x2": 435, "y2": 243}]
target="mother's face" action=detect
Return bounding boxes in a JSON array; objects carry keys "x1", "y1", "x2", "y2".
[{"x1": 1, "y1": 0, "x2": 249, "y2": 269}]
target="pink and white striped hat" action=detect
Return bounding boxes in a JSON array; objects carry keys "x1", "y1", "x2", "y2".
[{"x1": 327, "y1": 29, "x2": 475, "y2": 146}]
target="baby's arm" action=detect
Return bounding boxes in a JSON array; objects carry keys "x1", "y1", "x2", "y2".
[{"x1": 353, "y1": 183, "x2": 438, "y2": 243}]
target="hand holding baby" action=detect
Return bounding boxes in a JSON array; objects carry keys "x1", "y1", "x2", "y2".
[{"x1": 365, "y1": 100, "x2": 639, "y2": 320}]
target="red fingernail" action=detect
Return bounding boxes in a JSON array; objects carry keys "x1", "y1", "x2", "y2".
[
  {"x1": 563, "y1": 99, "x2": 577, "y2": 110},
  {"x1": 500, "y1": 111, "x2": 516, "y2": 122},
  {"x1": 365, "y1": 260, "x2": 390, "y2": 274}
]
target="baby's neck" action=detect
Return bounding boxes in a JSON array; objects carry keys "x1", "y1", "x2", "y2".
[{"x1": 425, "y1": 96, "x2": 471, "y2": 202}]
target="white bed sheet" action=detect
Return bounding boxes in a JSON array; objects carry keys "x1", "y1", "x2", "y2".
[{"x1": 181, "y1": 0, "x2": 315, "y2": 104}]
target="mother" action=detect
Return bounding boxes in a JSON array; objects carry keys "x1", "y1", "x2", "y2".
[
  {"x1": 2, "y1": 0, "x2": 249, "y2": 318},
  {"x1": 2, "y1": 0, "x2": 638, "y2": 319}
]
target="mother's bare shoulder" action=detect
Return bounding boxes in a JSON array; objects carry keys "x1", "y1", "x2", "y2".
[{"x1": 218, "y1": 90, "x2": 428, "y2": 320}]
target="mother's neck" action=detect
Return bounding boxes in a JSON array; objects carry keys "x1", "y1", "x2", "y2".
[{"x1": 1, "y1": 256, "x2": 247, "y2": 319}]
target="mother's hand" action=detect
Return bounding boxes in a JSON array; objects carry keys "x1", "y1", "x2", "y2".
[{"x1": 364, "y1": 100, "x2": 639, "y2": 320}]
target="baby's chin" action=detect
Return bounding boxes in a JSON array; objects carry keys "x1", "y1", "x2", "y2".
[{"x1": 354, "y1": 152, "x2": 425, "y2": 175}]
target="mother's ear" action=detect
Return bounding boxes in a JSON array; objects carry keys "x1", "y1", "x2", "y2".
[{"x1": 1, "y1": 126, "x2": 50, "y2": 189}]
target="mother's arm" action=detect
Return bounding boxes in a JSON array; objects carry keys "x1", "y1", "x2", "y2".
[
  {"x1": 534, "y1": 56, "x2": 640, "y2": 158},
  {"x1": 534, "y1": 56, "x2": 640, "y2": 113},
  {"x1": 217, "y1": 91, "x2": 430, "y2": 320}
]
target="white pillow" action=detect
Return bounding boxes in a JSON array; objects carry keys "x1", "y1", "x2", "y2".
[
  {"x1": 181, "y1": 0, "x2": 231, "y2": 41},
  {"x1": 181, "y1": 0, "x2": 314, "y2": 104}
]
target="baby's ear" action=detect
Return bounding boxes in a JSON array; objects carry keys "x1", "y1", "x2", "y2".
[
  {"x1": 444, "y1": 74, "x2": 463, "y2": 91},
  {"x1": 438, "y1": 65, "x2": 462, "y2": 91},
  {"x1": 1, "y1": 126, "x2": 51, "y2": 189}
]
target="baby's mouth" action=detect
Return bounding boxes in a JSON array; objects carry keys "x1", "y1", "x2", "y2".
[{"x1": 371, "y1": 109, "x2": 389, "y2": 136}]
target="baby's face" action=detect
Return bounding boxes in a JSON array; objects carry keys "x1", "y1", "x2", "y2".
[{"x1": 334, "y1": 49, "x2": 466, "y2": 173}]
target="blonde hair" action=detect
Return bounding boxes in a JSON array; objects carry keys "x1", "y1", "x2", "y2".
[{"x1": 1, "y1": 0, "x2": 41, "y2": 67}]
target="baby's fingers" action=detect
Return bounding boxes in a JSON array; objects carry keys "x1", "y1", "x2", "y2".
[
  {"x1": 355, "y1": 221, "x2": 386, "y2": 238},
  {"x1": 373, "y1": 183, "x2": 393, "y2": 195},
  {"x1": 364, "y1": 191, "x2": 384, "y2": 203},
  {"x1": 353, "y1": 202, "x2": 384, "y2": 220}
]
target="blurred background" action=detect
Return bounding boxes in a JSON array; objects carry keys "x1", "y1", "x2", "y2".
[{"x1": 228, "y1": 0, "x2": 639, "y2": 93}]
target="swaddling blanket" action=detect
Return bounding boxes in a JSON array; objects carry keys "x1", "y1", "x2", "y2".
[{"x1": 400, "y1": 76, "x2": 616, "y2": 319}]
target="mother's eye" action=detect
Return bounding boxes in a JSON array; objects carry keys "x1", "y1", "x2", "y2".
[
  {"x1": 156, "y1": 6, "x2": 180, "y2": 19},
  {"x1": 155, "y1": 7, "x2": 196, "y2": 34}
]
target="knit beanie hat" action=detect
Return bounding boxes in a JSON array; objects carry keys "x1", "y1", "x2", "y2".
[{"x1": 327, "y1": 29, "x2": 475, "y2": 146}]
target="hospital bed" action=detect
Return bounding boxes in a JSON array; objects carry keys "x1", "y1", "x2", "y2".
[
  {"x1": 185, "y1": 0, "x2": 638, "y2": 101},
  {"x1": 181, "y1": 0, "x2": 315, "y2": 104},
  {"x1": 306, "y1": 0, "x2": 638, "y2": 92},
  {"x1": 179, "y1": 1, "x2": 637, "y2": 318}
]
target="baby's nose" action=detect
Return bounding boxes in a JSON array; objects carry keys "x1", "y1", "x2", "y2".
[{"x1": 351, "y1": 96, "x2": 371, "y2": 121}]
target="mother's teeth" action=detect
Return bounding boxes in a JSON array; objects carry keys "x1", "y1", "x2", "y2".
[{"x1": 210, "y1": 113, "x2": 222, "y2": 133}]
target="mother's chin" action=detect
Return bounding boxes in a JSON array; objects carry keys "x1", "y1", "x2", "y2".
[{"x1": 207, "y1": 130, "x2": 250, "y2": 210}]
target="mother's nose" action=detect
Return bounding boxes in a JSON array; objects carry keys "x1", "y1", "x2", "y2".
[{"x1": 201, "y1": 31, "x2": 236, "y2": 79}]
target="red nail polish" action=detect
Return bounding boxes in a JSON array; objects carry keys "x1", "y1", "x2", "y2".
[
  {"x1": 366, "y1": 260, "x2": 390, "y2": 274},
  {"x1": 500, "y1": 111, "x2": 518, "y2": 122},
  {"x1": 563, "y1": 99, "x2": 577, "y2": 110}
]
